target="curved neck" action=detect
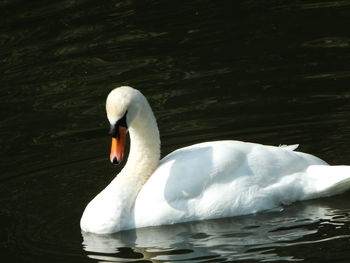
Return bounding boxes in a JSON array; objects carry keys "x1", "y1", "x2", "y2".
[
  {"x1": 122, "y1": 102, "x2": 161, "y2": 185},
  {"x1": 108, "y1": 98, "x2": 160, "y2": 217}
]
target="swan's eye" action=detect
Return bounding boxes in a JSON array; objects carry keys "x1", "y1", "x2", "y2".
[
  {"x1": 109, "y1": 111, "x2": 128, "y2": 138},
  {"x1": 118, "y1": 111, "x2": 128, "y2": 128}
]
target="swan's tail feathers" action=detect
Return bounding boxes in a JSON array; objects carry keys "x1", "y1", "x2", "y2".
[
  {"x1": 279, "y1": 144, "x2": 299, "y2": 151},
  {"x1": 305, "y1": 165, "x2": 350, "y2": 198}
]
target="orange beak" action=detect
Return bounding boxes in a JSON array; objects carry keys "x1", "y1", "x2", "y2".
[{"x1": 110, "y1": 126, "x2": 127, "y2": 164}]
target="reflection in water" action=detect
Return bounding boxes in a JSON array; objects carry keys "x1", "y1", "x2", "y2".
[{"x1": 82, "y1": 199, "x2": 350, "y2": 262}]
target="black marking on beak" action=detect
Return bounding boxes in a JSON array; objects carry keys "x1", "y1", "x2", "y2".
[
  {"x1": 111, "y1": 156, "x2": 119, "y2": 165},
  {"x1": 109, "y1": 111, "x2": 128, "y2": 138}
]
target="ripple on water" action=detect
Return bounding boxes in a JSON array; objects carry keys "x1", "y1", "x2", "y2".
[
  {"x1": 0, "y1": 210, "x2": 82, "y2": 262},
  {"x1": 0, "y1": 159, "x2": 107, "y2": 263}
]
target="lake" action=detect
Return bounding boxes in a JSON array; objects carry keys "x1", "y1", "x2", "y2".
[{"x1": 1, "y1": 0, "x2": 350, "y2": 262}]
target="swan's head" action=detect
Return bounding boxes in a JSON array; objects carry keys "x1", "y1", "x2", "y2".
[{"x1": 106, "y1": 86, "x2": 144, "y2": 164}]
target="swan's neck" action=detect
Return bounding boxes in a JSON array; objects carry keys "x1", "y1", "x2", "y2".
[
  {"x1": 119, "y1": 104, "x2": 161, "y2": 187},
  {"x1": 104, "y1": 100, "x2": 160, "y2": 228}
]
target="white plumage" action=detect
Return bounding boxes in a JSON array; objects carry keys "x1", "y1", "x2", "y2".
[{"x1": 80, "y1": 86, "x2": 350, "y2": 234}]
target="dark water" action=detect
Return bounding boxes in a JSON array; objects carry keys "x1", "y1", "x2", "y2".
[{"x1": 1, "y1": 0, "x2": 350, "y2": 262}]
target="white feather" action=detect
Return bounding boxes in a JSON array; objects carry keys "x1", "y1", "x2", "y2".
[{"x1": 80, "y1": 86, "x2": 350, "y2": 234}]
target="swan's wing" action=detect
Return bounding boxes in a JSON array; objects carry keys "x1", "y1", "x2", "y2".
[{"x1": 134, "y1": 141, "x2": 327, "y2": 227}]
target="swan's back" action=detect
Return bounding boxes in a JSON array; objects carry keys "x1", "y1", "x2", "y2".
[{"x1": 132, "y1": 140, "x2": 349, "y2": 229}]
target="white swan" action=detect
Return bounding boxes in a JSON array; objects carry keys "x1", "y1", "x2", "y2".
[{"x1": 80, "y1": 86, "x2": 350, "y2": 234}]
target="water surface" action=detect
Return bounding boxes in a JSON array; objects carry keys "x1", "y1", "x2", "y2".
[{"x1": 1, "y1": 0, "x2": 350, "y2": 262}]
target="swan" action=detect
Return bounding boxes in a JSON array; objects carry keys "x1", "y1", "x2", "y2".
[{"x1": 80, "y1": 86, "x2": 350, "y2": 234}]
